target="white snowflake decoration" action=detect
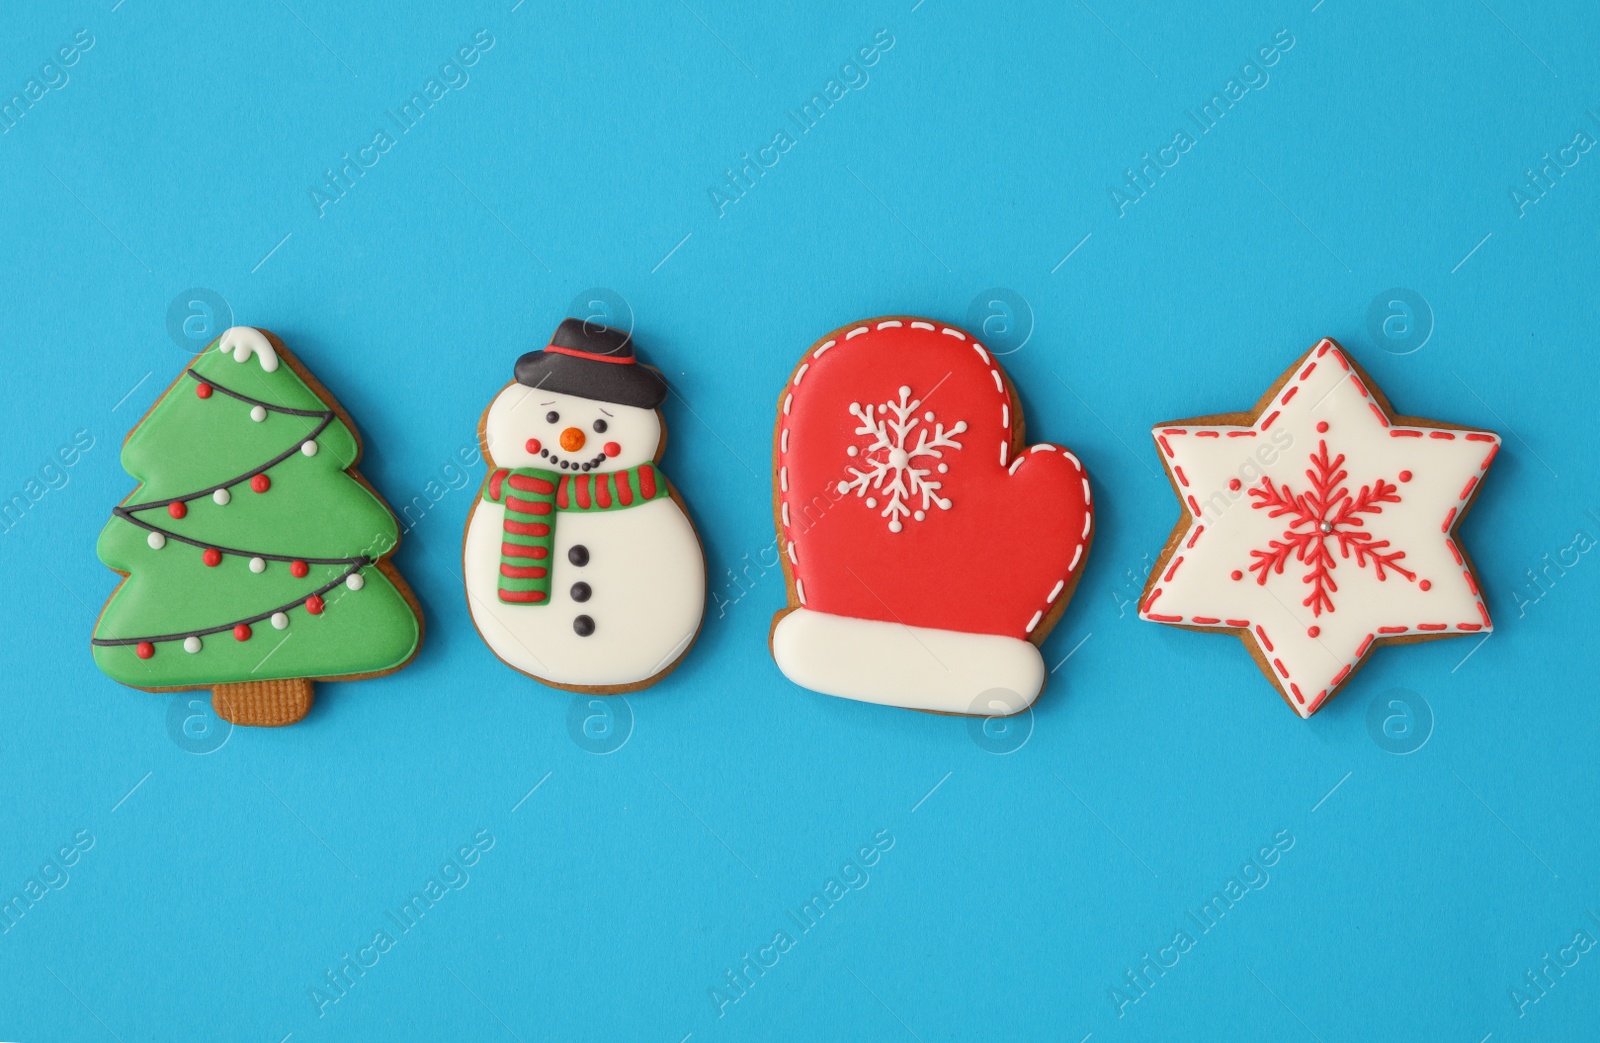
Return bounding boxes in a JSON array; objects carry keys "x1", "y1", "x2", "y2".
[{"x1": 836, "y1": 385, "x2": 966, "y2": 533}]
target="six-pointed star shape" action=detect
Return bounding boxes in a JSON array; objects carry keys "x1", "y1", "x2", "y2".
[{"x1": 1140, "y1": 339, "x2": 1500, "y2": 718}]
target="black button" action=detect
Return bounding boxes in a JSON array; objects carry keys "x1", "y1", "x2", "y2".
[
  {"x1": 568, "y1": 545, "x2": 589, "y2": 567},
  {"x1": 570, "y1": 582, "x2": 591, "y2": 602},
  {"x1": 573, "y1": 614, "x2": 595, "y2": 637}
]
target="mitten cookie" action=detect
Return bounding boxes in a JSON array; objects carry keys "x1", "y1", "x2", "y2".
[
  {"x1": 770, "y1": 317, "x2": 1094, "y2": 715},
  {"x1": 463, "y1": 319, "x2": 706, "y2": 692},
  {"x1": 1139, "y1": 338, "x2": 1499, "y2": 718},
  {"x1": 91, "y1": 327, "x2": 423, "y2": 726}
]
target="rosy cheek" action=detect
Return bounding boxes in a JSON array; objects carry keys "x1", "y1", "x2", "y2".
[
  {"x1": 525, "y1": 438, "x2": 542, "y2": 454},
  {"x1": 604, "y1": 442, "x2": 621, "y2": 458}
]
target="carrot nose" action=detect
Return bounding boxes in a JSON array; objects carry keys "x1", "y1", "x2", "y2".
[{"x1": 559, "y1": 427, "x2": 586, "y2": 452}]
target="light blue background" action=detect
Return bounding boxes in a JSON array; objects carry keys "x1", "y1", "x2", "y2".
[{"x1": 2, "y1": 0, "x2": 1597, "y2": 1040}]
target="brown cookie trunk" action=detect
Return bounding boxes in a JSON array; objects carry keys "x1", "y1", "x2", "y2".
[{"x1": 212, "y1": 679, "x2": 314, "y2": 727}]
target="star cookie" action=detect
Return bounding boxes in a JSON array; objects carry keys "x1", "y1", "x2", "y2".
[{"x1": 1139, "y1": 339, "x2": 1499, "y2": 718}]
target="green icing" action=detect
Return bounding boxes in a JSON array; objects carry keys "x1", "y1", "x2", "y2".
[{"x1": 93, "y1": 336, "x2": 420, "y2": 687}]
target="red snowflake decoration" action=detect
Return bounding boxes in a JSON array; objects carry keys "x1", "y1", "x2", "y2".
[{"x1": 1246, "y1": 439, "x2": 1416, "y2": 615}]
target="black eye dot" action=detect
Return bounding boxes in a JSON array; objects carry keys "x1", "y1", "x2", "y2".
[
  {"x1": 545, "y1": 411, "x2": 560, "y2": 424},
  {"x1": 593, "y1": 419, "x2": 608, "y2": 433}
]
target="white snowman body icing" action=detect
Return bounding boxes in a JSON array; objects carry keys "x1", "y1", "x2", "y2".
[{"x1": 463, "y1": 385, "x2": 705, "y2": 688}]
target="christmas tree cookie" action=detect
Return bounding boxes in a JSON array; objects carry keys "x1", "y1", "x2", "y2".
[
  {"x1": 1139, "y1": 338, "x2": 1499, "y2": 718},
  {"x1": 91, "y1": 327, "x2": 422, "y2": 726}
]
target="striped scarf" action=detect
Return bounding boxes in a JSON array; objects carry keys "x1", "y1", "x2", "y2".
[{"x1": 482, "y1": 464, "x2": 669, "y2": 604}]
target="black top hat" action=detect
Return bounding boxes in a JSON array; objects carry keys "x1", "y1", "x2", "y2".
[{"x1": 513, "y1": 319, "x2": 669, "y2": 409}]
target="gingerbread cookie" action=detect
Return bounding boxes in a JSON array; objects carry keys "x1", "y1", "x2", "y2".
[
  {"x1": 91, "y1": 327, "x2": 423, "y2": 727},
  {"x1": 462, "y1": 319, "x2": 706, "y2": 692},
  {"x1": 1139, "y1": 338, "x2": 1500, "y2": 718},
  {"x1": 769, "y1": 317, "x2": 1094, "y2": 715}
]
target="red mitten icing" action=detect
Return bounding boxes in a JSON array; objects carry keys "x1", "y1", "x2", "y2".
[{"x1": 771, "y1": 317, "x2": 1093, "y2": 715}]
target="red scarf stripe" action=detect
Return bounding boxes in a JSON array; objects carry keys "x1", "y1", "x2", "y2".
[
  {"x1": 616, "y1": 470, "x2": 633, "y2": 506},
  {"x1": 500, "y1": 563, "x2": 548, "y2": 579},
  {"x1": 499, "y1": 589, "x2": 547, "y2": 603},
  {"x1": 595, "y1": 473, "x2": 612, "y2": 508},
  {"x1": 575, "y1": 474, "x2": 591, "y2": 509},
  {"x1": 503, "y1": 519, "x2": 551, "y2": 537},
  {"x1": 505, "y1": 495, "x2": 553, "y2": 515},
  {"x1": 507, "y1": 473, "x2": 556, "y2": 494},
  {"x1": 501, "y1": 542, "x2": 549, "y2": 559},
  {"x1": 638, "y1": 464, "x2": 657, "y2": 499},
  {"x1": 556, "y1": 481, "x2": 569, "y2": 508},
  {"x1": 488, "y1": 468, "x2": 508, "y2": 501}
]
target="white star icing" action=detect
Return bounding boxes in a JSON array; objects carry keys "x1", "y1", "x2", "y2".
[{"x1": 1141, "y1": 340, "x2": 1498, "y2": 718}]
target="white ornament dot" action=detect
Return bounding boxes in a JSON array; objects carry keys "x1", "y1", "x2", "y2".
[
  {"x1": 346, "y1": 572, "x2": 364, "y2": 591},
  {"x1": 183, "y1": 636, "x2": 201, "y2": 653},
  {"x1": 301, "y1": 440, "x2": 318, "y2": 457},
  {"x1": 865, "y1": 497, "x2": 877, "y2": 508},
  {"x1": 938, "y1": 463, "x2": 949, "y2": 473},
  {"x1": 270, "y1": 612, "x2": 289, "y2": 630},
  {"x1": 249, "y1": 557, "x2": 266, "y2": 573},
  {"x1": 250, "y1": 405, "x2": 267, "y2": 422},
  {"x1": 846, "y1": 446, "x2": 858, "y2": 457},
  {"x1": 836, "y1": 480, "x2": 851, "y2": 494},
  {"x1": 914, "y1": 510, "x2": 926, "y2": 521},
  {"x1": 924, "y1": 411, "x2": 935, "y2": 422},
  {"x1": 147, "y1": 532, "x2": 166, "y2": 550},
  {"x1": 213, "y1": 488, "x2": 231, "y2": 506}
]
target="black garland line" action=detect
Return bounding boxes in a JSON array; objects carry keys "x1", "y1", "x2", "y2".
[
  {"x1": 91, "y1": 561, "x2": 369, "y2": 646},
  {"x1": 109, "y1": 509, "x2": 366, "y2": 567},
  {"x1": 117, "y1": 369, "x2": 335, "y2": 513},
  {"x1": 94, "y1": 369, "x2": 372, "y2": 648}
]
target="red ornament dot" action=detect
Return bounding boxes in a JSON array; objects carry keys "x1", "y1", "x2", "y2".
[
  {"x1": 1420, "y1": 579, "x2": 1432, "y2": 591},
  {"x1": 202, "y1": 548, "x2": 222, "y2": 567},
  {"x1": 1307, "y1": 625, "x2": 1321, "y2": 638},
  {"x1": 135, "y1": 641, "x2": 155, "y2": 659},
  {"x1": 525, "y1": 438, "x2": 542, "y2": 454},
  {"x1": 290, "y1": 560, "x2": 309, "y2": 578},
  {"x1": 196, "y1": 383, "x2": 213, "y2": 399},
  {"x1": 1230, "y1": 570, "x2": 1243, "y2": 581},
  {"x1": 305, "y1": 595, "x2": 325, "y2": 615},
  {"x1": 1316, "y1": 421, "x2": 1329, "y2": 433},
  {"x1": 250, "y1": 474, "x2": 271, "y2": 493},
  {"x1": 234, "y1": 624, "x2": 252, "y2": 641},
  {"x1": 168, "y1": 501, "x2": 187, "y2": 519},
  {"x1": 1228, "y1": 478, "x2": 1242, "y2": 492},
  {"x1": 1398, "y1": 470, "x2": 1413, "y2": 483},
  {"x1": 603, "y1": 441, "x2": 621, "y2": 458}
]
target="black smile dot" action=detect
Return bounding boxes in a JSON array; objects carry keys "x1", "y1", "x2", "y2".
[
  {"x1": 539, "y1": 449, "x2": 549, "y2": 458},
  {"x1": 568, "y1": 545, "x2": 589, "y2": 567},
  {"x1": 581, "y1": 463, "x2": 591, "y2": 472},
  {"x1": 560, "y1": 461, "x2": 570, "y2": 469},
  {"x1": 573, "y1": 614, "x2": 595, "y2": 637},
  {"x1": 570, "y1": 582, "x2": 591, "y2": 602}
]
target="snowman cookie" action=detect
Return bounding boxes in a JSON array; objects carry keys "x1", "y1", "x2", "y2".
[
  {"x1": 463, "y1": 319, "x2": 706, "y2": 692},
  {"x1": 1139, "y1": 338, "x2": 1500, "y2": 718},
  {"x1": 770, "y1": 317, "x2": 1094, "y2": 716}
]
